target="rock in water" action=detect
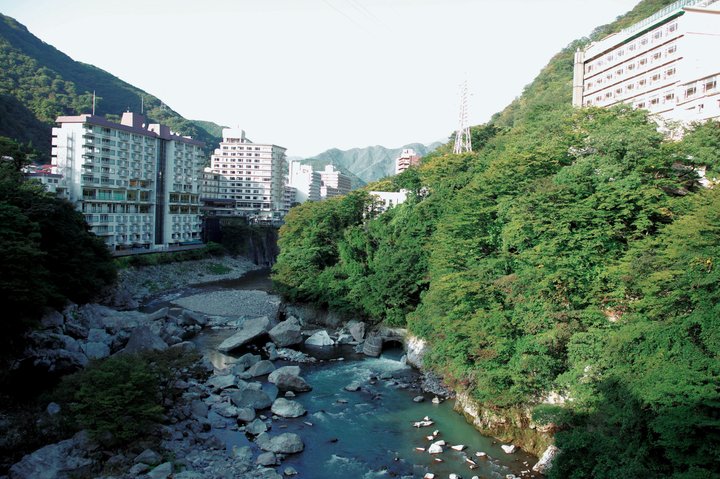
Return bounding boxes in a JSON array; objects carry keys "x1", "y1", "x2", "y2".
[
  {"x1": 271, "y1": 398, "x2": 306, "y2": 418},
  {"x1": 230, "y1": 388, "x2": 273, "y2": 410},
  {"x1": 268, "y1": 366, "x2": 312, "y2": 392},
  {"x1": 269, "y1": 317, "x2": 303, "y2": 347},
  {"x1": 348, "y1": 320, "x2": 366, "y2": 341},
  {"x1": 256, "y1": 433, "x2": 304, "y2": 454},
  {"x1": 501, "y1": 444, "x2": 517, "y2": 454},
  {"x1": 533, "y1": 445, "x2": 559, "y2": 474},
  {"x1": 217, "y1": 316, "x2": 270, "y2": 353},
  {"x1": 362, "y1": 336, "x2": 383, "y2": 357},
  {"x1": 304, "y1": 330, "x2": 334, "y2": 347}
]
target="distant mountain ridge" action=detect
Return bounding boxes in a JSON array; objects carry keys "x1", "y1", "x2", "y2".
[
  {"x1": 0, "y1": 13, "x2": 224, "y2": 156},
  {"x1": 300, "y1": 141, "x2": 444, "y2": 187}
]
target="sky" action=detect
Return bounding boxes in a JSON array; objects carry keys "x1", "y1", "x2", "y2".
[{"x1": 0, "y1": 0, "x2": 641, "y2": 157}]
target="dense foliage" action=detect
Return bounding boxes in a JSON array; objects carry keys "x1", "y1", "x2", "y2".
[
  {"x1": 54, "y1": 348, "x2": 203, "y2": 446},
  {"x1": 0, "y1": 136, "x2": 116, "y2": 361},
  {"x1": 0, "y1": 14, "x2": 222, "y2": 156},
  {"x1": 274, "y1": 5, "x2": 720, "y2": 476}
]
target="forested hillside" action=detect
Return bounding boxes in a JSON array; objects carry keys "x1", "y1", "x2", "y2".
[
  {"x1": 273, "y1": 0, "x2": 720, "y2": 476},
  {"x1": 0, "y1": 14, "x2": 223, "y2": 157}
]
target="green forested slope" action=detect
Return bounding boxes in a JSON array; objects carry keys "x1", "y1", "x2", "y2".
[
  {"x1": 273, "y1": 0, "x2": 720, "y2": 476},
  {"x1": 0, "y1": 14, "x2": 223, "y2": 156}
]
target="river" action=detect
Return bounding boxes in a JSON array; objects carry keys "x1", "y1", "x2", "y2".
[{"x1": 143, "y1": 269, "x2": 542, "y2": 479}]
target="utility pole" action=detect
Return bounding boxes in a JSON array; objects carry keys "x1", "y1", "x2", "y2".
[{"x1": 453, "y1": 80, "x2": 472, "y2": 154}]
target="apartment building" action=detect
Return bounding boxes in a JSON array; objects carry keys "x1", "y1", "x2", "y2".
[
  {"x1": 288, "y1": 160, "x2": 321, "y2": 204},
  {"x1": 573, "y1": 0, "x2": 720, "y2": 123},
  {"x1": 319, "y1": 164, "x2": 352, "y2": 198},
  {"x1": 369, "y1": 190, "x2": 408, "y2": 213},
  {"x1": 51, "y1": 112, "x2": 205, "y2": 252},
  {"x1": 206, "y1": 129, "x2": 287, "y2": 219},
  {"x1": 395, "y1": 148, "x2": 420, "y2": 175}
]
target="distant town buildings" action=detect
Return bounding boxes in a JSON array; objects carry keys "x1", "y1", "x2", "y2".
[
  {"x1": 204, "y1": 128, "x2": 288, "y2": 220},
  {"x1": 395, "y1": 148, "x2": 420, "y2": 175},
  {"x1": 573, "y1": 0, "x2": 720, "y2": 123},
  {"x1": 319, "y1": 164, "x2": 352, "y2": 198},
  {"x1": 51, "y1": 112, "x2": 205, "y2": 252},
  {"x1": 287, "y1": 160, "x2": 321, "y2": 203}
]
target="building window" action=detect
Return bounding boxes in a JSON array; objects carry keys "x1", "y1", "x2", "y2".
[
  {"x1": 667, "y1": 45, "x2": 677, "y2": 55},
  {"x1": 652, "y1": 52, "x2": 662, "y2": 61},
  {"x1": 685, "y1": 86, "x2": 697, "y2": 98},
  {"x1": 668, "y1": 22, "x2": 678, "y2": 33},
  {"x1": 666, "y1": 68, "x2": 676, "y2": 77},
  {"x1": 639, "y1": 58, "x2": 647, "y2": 66},
  {"x1": 653, "y1": 30, "x2": 662, "y2": 40},
  {"x1": 628, "y1": 43, "x2": 636, "y2": 51},
  {"x1": 628, "y1": 63, "x2": 636, "y2": 71},
  {"x1": 664, "y1": 92, "x2": 675, "y2": 103},
  {"x1": 650, "y1": 97, "x2": 659, "y2": 105},
  {"x1": 704, "y1": 79, "x2": 717, "y2": 92},
  {"x1": 636, "y1": 101, "x2": 646, "y2": 109}
]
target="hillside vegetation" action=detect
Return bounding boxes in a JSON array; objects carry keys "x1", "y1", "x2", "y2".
[
  {"x1": 0, "y1": 14, "x2": 223, "y2": 157},
  {"x1": 273, "y1": 0, "x2": 720, "y2": 476}
]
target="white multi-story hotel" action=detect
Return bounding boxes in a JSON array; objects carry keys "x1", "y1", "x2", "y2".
[
  {"x1": 369, "y1": 190, "x2": 408, "y2": 213},
  {"x1": 288, "y1": 160, "x2": 321, "y2": 204},
  {"x1": 51, "y1": 112, "x2": 205, "y2": 252},
  {"x1": 573, "y1": 0, "x2": 720, "y2": 123},
  {"x1": 319, "y1": 164, "x2": 352, "y2": 198},
  {"x1": 395, "y1": 148, "x2": 420, "y2": 175},
  {"x1": 206, "y1": 129, "x2": 287, "y2": 219}
]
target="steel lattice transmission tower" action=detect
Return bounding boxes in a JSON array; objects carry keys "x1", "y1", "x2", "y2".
[{"x1": 453, "y1": 80, "x2": 472, "y2": 154}]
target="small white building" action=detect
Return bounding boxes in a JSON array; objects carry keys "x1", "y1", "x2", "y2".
[
  {"x1": 369, "y1": 190, "x2": 408, "y2": 213},
  {"x1": 573, "y1": 0, "x2": 720, "y2": 123},
  {"x1": 395, "y1": 148, "x2": 420, "y2": 175}
]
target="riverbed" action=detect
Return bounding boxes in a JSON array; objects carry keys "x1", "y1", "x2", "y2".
[{"x1": 145, "y1": 269, "x2": 543, "y2": 479}]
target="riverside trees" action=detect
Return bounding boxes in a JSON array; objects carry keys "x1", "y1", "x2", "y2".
[{"x1": 272, "y1": 109, "x2": 720, "y2": 477}]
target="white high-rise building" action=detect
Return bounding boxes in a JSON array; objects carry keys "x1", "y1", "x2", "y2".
[
  {"x1": 51, "y1": 112, "x2": 205, "y2": 252},
  {"x1": 288, "y1": 160, "x2": 321, "y2": 204},
  {"x1": 573, "y1": 0, "x2": 720, "y2": 123},
  {"x1": 319, "y1": 164, "x2": 352, "y2": 198},
  {"x1": 207, "y1": 129, "x2": 287, "y2": 219},
  {"x1": 395, "y1": 148, "x2": 420, "y2": 175}
]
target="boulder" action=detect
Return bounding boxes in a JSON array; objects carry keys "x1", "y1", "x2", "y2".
[
  {"x1": 256, "y1": 432, "x2": 304, "y2": 454},
  {"x1": 271, "y1": 398, "x2": 306, "y2": 418},
  {"x1": 501, "y1": 444, "x2": 517, "y2": 454},
  {"x1": 181, "y1": 309, "x2": 207, "y2": 327},
  {"x1": 305, "y1": 330, "x2": 334, "y2": 347},
  {"x1": 213, "y1": 402, "x2": 239, "y2": 418},
  {"x1": 246, "y1": 418, "x2": 268, "y2": 435},
  {"x1": 82, "y1": 341, "x2": 110, "y2": 360},
  {"x1": 217, "y1": 316, "x2": 271, "y2": 353},
  {"x1": 190, "y1": 400, "x2": 209, "y2": 419},
  {"x1": 233, "y1": 353, "x2": 262, "y2": 373},
  {"x1": 230, "y1": 388, "x2": 273, "y2": 410},
  {"x1": 246, "y1": 360, "x2": 276, "y2": 377},
  {"x1": 232, "y1": 445, "x2": 253, "y2": 462},
  {"x1": 8, "y1": 432, "x2": 94, "y2": 479},
  {"x1": 284, "y1": 466, "x2": 298, "y2": 476},
  {"x1": 134, "y1": 448, "x2": 162, "y2": 466},
  {"x1": 40, "y1": 310, "x2": 64, "y2": 330},
  {"x1": 428, "y1": 441, "x2": 443, "y2": 454},
  {"x1": 344, "y1": 382, "x2": 361, "y2": 392},
  {"x1": 533, "y1": 445, "x2": 559, "y2": 474},
  {"x1": 147, "y1": 461, "x2": 173, "y2": 479},
  {"x1": 146, "y1": 307, "x2": 169, "y2": 322},
  {"x1": 363, "y1": 336, "x2": 383, "y2": 357},
  {"x1": 207, "y1": 374, "x2": 237, "y2": 391},
  {"x1": 268, "y1": 366, "x2": 312, "y2": 392},
  {"x1": 256, "y1": 452, "x2": 278, "y2": 466},
  {"x1": 269, "y1": 317, "x2": 303, "y2": 347},
  {"x1": 121, "y1": 326, "x2": 168, "y2": 354},
  {"x1": 236, "y1": 407, "x2": 256, "y2": 423},
  {"x1": 413, "y1": 395, "x2": 425, "y2": 403},
  {"x1": 348, "y1": 320, "x2": 366, "y2": 342}
]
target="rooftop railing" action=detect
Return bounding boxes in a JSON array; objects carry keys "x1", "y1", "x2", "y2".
[{"x1": 620, "y1": 0, "x2": 717, "y2": 37}]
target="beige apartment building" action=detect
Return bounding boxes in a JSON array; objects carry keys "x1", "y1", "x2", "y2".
[
  {"x1": 51, "y1": 112, "x2": 205, "y2": 252},
  {"x1": 573, "y1": 0, "x2": 720, "y2": 123},
  {"x1": 319, "y1": 164, "x2": 352, "y2": 198},
  {"x1": 395, "y1": 148, "x2": 420, "y2": 175},
  {"x1": 206, "y1": 128, "x2": 287, "y2": 219}
]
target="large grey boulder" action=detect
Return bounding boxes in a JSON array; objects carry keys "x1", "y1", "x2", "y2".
[
  {"x1": 8, "y1": 432, "x2": 94, "y2": 479},
  {"x1": 206, "y1": 374, "x2": 237, "y2": 391},
  {"x1": 533, "y1": 445, "x2": 560, "y2": 474},
  {"x1": 230, "y1": 388, "x2": 273, "y2": 410},
  {"x1": 256, "y1": 452, "x2": 277, "y2": 466},
  {"x1": 363, "y1": 336, "x2": 383, "y2": 357},
  {"x1": 305, "y1": 330, "x2": 334, "y2": 347},
  {"x1": 233, "y1": 353, "x2": 262, "y2": 373},
  {"x1": 82, "y1": 341, "x2": 110, "y2": 360},
  {"x1": 268, "y1": 366, "x2": 312, "y2": 392},
  {"x1": 121, "y1": 326, "x2": 168, "y2": 354},
  {"x1": 245, "y1": 418, "x2": 268, "y2": 435},
  {"x1": 255, "y1": 433, "x2": 304, "y2": 454},
  {"x1": 246, "y1": 360, "x2": 276, "y2": 377},
  {"x1": 134, "y1": 448, "x2": 162, "y2": 466},
  {"x1": 217, "y1": 317, "x2": 271, "y2": 353},
  {"x1": 347, "y1": 320, "x2": 366, "y2": 342},
  {"x1": 269, "y1": 317, "x2": 303, "y2": 347},
  {"x1": 271, "y1": 398, "x2": 306, "y2": 418},
  {"x1": 147, "y1": 461, "x2": 173, "y2": 479}
]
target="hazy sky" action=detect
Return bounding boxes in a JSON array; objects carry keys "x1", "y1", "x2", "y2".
[{"x1": 0, "y1": 0, "x2": 639, "y2": 157}]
